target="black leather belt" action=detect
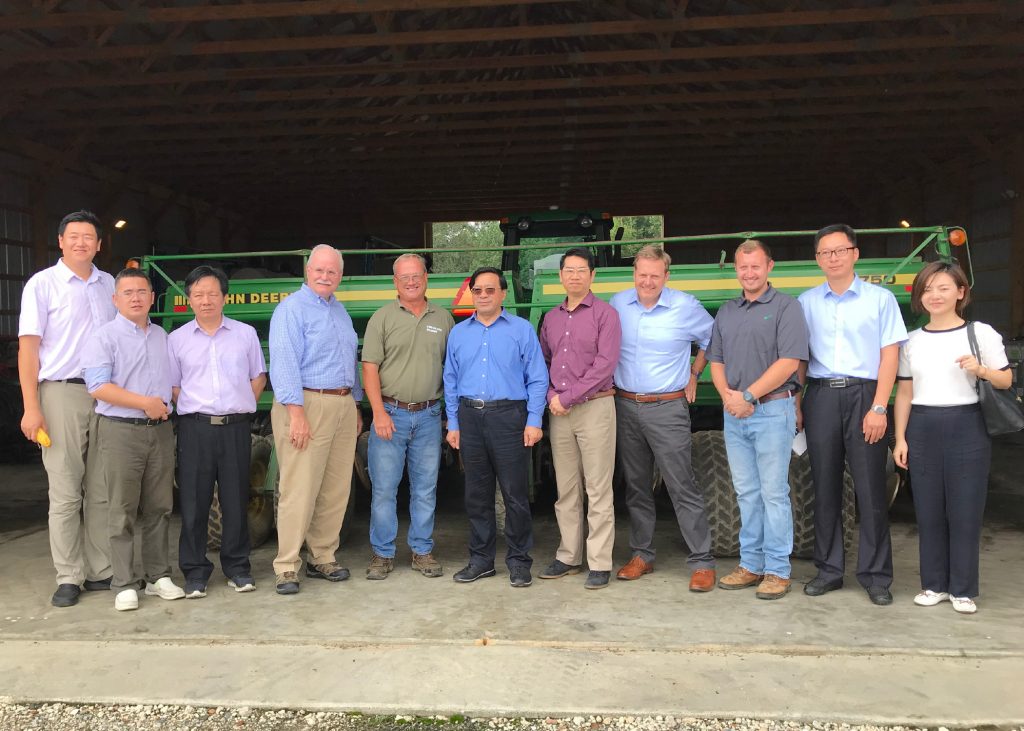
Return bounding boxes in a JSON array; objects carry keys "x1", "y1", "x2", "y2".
[
  {"x1": 102, "y1": 414, "x2": 167, "y2": 427},
  {"x1": 181, "y1": 412, "x2": 253, "y2": 426},
  {"x1": 459, "y1": 397, "x2": 523, "y2": 409},
  {"x1": 383, "y1": 396, "x2": 439, "y2": 413},
  {"x1": 48, "y1": 378, "x2": 85, "y2": 385},
  {"x1": 807, "y1": 377, "x2": 877, "y2": 389}
]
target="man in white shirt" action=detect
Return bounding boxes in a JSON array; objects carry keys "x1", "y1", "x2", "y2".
[{"x1": 18, "y1": 210, "x2": 116, "y2": 608}]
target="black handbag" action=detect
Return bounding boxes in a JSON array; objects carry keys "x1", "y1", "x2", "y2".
[{"x1": 966, "y1": 321, "x2": 1024, "y2": 436}]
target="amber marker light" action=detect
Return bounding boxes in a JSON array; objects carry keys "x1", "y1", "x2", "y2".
[{"x1": 949, "y1": 228, "x2": 968, "y2": 247}]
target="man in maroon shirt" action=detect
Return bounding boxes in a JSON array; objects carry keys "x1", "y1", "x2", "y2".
[{"x1": 538, "y1": 247, "x2": 622, "y2": 589}]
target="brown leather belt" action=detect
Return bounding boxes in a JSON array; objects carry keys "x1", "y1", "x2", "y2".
[
  {"x1": 615, "y1": 389, "x2": 685, "y2": 403},
  {"x1": 382, "y1": 396, "x2": 439, "y2": 412},
  {"x1": 584, "y1": 389, "x2": 616, "y2": 402},
  {"x1": 758, "y1": 389, "x2": 795, "y2": 403},
  {"x1": 303, "y1": 387, "x2": 352, "y2": 397}
]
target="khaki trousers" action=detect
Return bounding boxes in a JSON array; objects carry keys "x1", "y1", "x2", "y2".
[
  {"x1": 39, "y1": 380, "x2": 111, "y2": 587},
  {"x1": 272, "y1": 393, "x2": 357, "y2": 575},
  {"x1": 97, "y1": 417, "x2": 174, "y2": 591},
  {"x1": 549, "y1": 396, "x2": 616, "y2": 571}
]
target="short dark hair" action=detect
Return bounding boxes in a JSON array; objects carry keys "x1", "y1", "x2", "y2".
[
  {"x1": 814, "y1": 223, "x2": 856, "y2": 252},
  {"x1": 560, "y1": 247, "x2": 595, "y2": 271},
  {"x1": 910, "y1": 261, "x2": 971, "y2": 317},
  {"x1": 469, "y1": 266, "x2": 507, "y2": 291},
  {"x1": 58, "y1": 210, "x2": 102, "y2": 240},
  {"x1": 114, "y1": 268, "x2": 152, "y2": 288},
  {"x1": 184, "y1": 266, "x2": 229, "y2": 297}
]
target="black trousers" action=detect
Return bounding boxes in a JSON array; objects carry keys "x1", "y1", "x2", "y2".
[
  {"x1": 804, "y1": 381, "x2": 893, "y2": 588},
  {"x1": 459, "y1": 401, "x2": 533, "y2": 570},
  {"x1": 176, "y1": 417, "x2": 252, "y2": 583},
  {"x1": 907, "y1": 403, "x2": 990, "y2": 598}
]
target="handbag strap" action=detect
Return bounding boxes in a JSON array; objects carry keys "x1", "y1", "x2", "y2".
[{"x1": 965, "y1": 321, "x2": 982, "y2": 394}]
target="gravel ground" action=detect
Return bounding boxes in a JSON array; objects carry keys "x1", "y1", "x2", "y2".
[{"x1": 0, "y1": 705, "x2": 1015, "y2": 731}]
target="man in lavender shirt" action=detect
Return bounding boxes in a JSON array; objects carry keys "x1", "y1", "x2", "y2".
[
  {"x1": 82, "y1": 269, "x2": 185, "y2": 611},
  {"x1": 538, "y1": 248, "x2": 621, "y2": 590},
  {"x1": 168, "y1": 266, "x2": 267, "y2": 599}
]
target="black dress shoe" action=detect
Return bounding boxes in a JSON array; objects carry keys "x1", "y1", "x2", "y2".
[
  {"x1": 539, "y1": 559, "x2": 582, "y2": 579},
  {"x1": 452, "y1": 564, "x2": 496, "y2": 583},
  {"x1": 867, "y1": 586, "x2": 894, "y2": 606},
  {"x1": 509, "y1": 566, "x2": 533, "y2": 588},
  {"x1": 804, "y1": 576, "x2": 844, "y2": 596},
  {"x1": 83, "y1": 577, "x2": 112, "y2": 591},
  {"x1": 51, "y1": 584, "x2": 80, "y2": 607}
]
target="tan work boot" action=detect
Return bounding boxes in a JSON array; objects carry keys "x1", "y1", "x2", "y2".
[
  {"x1": 718, "y1": 566, "x2": 764, "y2": 590},
  {"x1": 411, "y1": 552, "x2": 443, "y2": 578},
  {"x1": 366, "y1": 554, "x2": 394, "y2": 580},
  {"x1": 756, "y1": 574, "x2": 792, "y2": 600}
]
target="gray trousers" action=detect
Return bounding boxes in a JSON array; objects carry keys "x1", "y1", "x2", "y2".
[
  {"x1": 39, "y1": 380, "x2": 111, "y2": 587},
  {"x1": 615, "y1": 396, "x2": 714, "y2": 568},
  {"x1": 97, "y1": 417, "x2": 175, "y2": 591}
]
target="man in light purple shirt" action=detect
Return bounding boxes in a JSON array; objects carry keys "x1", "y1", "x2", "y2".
[
  {"x1": 82, "y1": 269, "x2": 184, "y2": 612},
  {"x1": 18, "y1": 210, "x2": 115, "y2": 608},
  {"x1": 168, "y1": 266, "x2": 267, "y2": 599},
  {"x1": 538, "y1": 247, "x2": 621, "y2": 590}
]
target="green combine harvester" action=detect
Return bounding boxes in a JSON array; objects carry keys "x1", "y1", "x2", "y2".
[{"x1": 143, "y1": 214, "x2": 968, "y2": 556}]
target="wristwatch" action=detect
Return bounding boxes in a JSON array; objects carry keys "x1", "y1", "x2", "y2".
[
  {"x1": 742, "y1": 390, "x2": 756, "y2": 404},
  {"x1": 870, "y1": 404, "x2": 887, "y2": 415}
]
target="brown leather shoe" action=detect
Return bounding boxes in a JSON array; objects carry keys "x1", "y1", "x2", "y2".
[
  {"x1": 756, "y1": 574, "x2": 792, "y2": 600},
  {"x1": 689, "y1": 568, "x2": 716, "y2": 592},
  {"x1": 616, "y1": 556, "x2": 654, "y2": 581},
  {"x1": 718, "y1": 566, "x2": 764, "y2": 590}
]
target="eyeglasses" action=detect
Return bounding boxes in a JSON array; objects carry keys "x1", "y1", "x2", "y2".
[
  {"x1": 561, "y1": 267, "x2": 591, "y2": 275},
  {"x1": 815, "y1": 246, "x2": 856, "y2": 259},
  {"x1": 116, "y1": 288, "x2": 152, "y2": 298},
  {"x1": 470, "y1": 286, "x2": 498, "y2": 296},
  {"x1": 396, "y1": 273, "x2": 425, "y2": 283}
]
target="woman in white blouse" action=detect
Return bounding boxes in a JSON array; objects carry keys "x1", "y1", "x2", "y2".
[{"x1": 893, "y1": 262, "x2": 1013, "y2": 614}]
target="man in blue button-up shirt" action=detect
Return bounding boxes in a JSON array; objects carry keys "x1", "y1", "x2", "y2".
[
  {"x1": 610, "y1": 245, "x2": 718, "y2": 592},
  {"x1": 798, "y1": 224, "x2": 907, "y2": 606},
  {"x1": 268, "y1": 244, "x2": 363, "y2": 596},
  {"x1": 443, "y1": 267, "x2": 548, "y2": 588}
]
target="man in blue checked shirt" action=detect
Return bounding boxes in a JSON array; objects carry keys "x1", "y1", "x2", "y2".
[
  {"x1": 269, "y1": 244, "x2": 363, "y2": 596},
  {"x1": 443, "y1": 267, "x2": 548, "y2": 588},
  {"x1": 611, "y1": 245, "x2": 718, "y2": 592}
]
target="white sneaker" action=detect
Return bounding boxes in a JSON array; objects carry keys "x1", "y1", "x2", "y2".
[
  {"x1": 145, "y1": 577, "x2": 185, "y2": 601},
  {"x1": 913, "y1": 590, "x2": 950, "y2": 607},
  {"x1": 114, "y1": 589, "x2": 139, "y2": 612},
  {"x1": 951, "y1": 596, "x2": 977, "y2": 614}
]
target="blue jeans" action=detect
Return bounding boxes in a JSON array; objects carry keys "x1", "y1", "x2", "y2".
[
  {"x1": 368, "y1": 402, "x2": 443, "y2": 558},
  {"x1": 723, "y1": 397, "x2": 796, "y2": 578}
]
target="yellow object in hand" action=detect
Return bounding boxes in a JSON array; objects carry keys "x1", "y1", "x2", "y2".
[{"x1": 36, "y1": 428, "x2": 51, "y2": 448}]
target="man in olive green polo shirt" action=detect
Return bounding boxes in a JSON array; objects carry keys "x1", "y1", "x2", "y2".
[{"x1": 362, "y1": 253, "x2": 455, "y2": 579}]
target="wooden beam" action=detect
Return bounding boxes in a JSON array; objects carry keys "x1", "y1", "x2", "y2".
[{"x1": 3, "y1": 4, "x2": 1014, "y2": 65}]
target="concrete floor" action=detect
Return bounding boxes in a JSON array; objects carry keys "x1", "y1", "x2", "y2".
[{"x1": 1, "y1": 436, "x2": 1023, "y2": 724}]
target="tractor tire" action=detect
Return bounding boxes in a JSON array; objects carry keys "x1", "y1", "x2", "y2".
[
  {"x1": 354, "y1": 430, "x2": 371, "y2": 493},
  {"x1": 207, "y1": 434, "x2": 276, "y2": 551},
  {"x1": 691, "y1": 430, "x2": 741, "y2": 557},
  {"x1": 788, "y1": 451, "x2": 856, "y2": 560}
]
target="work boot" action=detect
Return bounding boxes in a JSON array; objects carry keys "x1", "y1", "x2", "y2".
[
  {"x1": 366, "y1": 554, "x2": 394, "y2": 580},
  {"x1": 411, "y1": 552, "x2": 443, "y2": 577},
  {"x1": 755, "y1": 574, "x2": 791, "y2": 600},
  {"x1": 306, "y1": 561, "x2": 350, "y2": 582},
  {"x1": 539, "y1": 559, "x2": 582, "y2": 579},
  {"x1": 276, "y1": 571, "x2": 300, "y2": 595},
  {"x1": 718, "y1": 566, "x2": 763, "y2": 590}
]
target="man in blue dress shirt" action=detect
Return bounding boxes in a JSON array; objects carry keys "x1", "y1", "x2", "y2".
[
  {"x1": 443, "y1": 267, "x2": 548, "y2": 588},
  {"x1": 269, "y1": 245, "x2": 363, "y2": 596},
  {"x1": 610, "y1": 245, "x2": 718, "y2": 592},
  {"x1": 798, "y1": 224, "x2": 908, "y2": 606}
]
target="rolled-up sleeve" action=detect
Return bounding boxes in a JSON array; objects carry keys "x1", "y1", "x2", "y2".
[{"x1": 81, "y1": 335, "x2": 113, "y2": 393}]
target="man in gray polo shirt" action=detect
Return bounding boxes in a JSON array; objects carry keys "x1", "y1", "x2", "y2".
[
  {"x1": 362, "y1": 253, "x2": 455, "y2": 579},
  {"x1": 708, "y1": 239, "x2": 809, "y2": 599}
]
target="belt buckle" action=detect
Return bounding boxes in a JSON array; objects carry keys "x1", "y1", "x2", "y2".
[
  {"x1": 828, "y1": 377, "x2": 847, "y2": 389},
  {"x1": 210, "y1": 415, "x2": 226, "y2": 425},
  {"x1": 633, "y1": 393, "x2": 647, "y2": 402},
  {"x1": 468, "y1": 398, "x2": 485, "y2": 409},
  {"x1": 405, "y1": 401, "x2": 420, "y2": 410}
]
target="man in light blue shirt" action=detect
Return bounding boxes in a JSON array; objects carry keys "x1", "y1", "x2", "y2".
[
  {"x1": 443, "y1": 267, "x2": 548, "y2": 588},
  {"x1": 798, "y1": 223, "x2": 908, "y2": 606},
  {"x1": 268, "y1": 244, "x2": 363, "y2": 596},
  {"x1": 610, "y1": 245, "x2": 717, "y2": 592}
]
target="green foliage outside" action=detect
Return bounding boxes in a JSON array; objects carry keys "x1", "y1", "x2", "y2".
[{"x1": 429, "y1": 215, "x2": 664, "y2": 284}]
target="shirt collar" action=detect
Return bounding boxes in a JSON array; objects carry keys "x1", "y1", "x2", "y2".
[
  {"x1": 300, "y1": 282, "x2": 336, "y2": 304},
  {"x1": 396, "y1": 297, "x2": 434, "y2": 314},
  {"x1": 469, "y1": 307, "x2": 511, "y2": 325},
  {"x1": 115, "y1": 312, "x2": 152, "y2": 332},
  {"x1": 188, "y1": 316, "x2": 229, "y2": 334},
  {"x1": 560, "y1": 291, "x2": 596, "y2": 312},
  {"x1": 55, "y1": 258, "x2": 100, "y2": 284},
  {"x1": 736, "y1": 284, "x2": 777, "y2": 307},
  {"x1": 824, "y1": 274, "x2": 862, "y2": 299},
  {"x1": 628, "y1": 286, "x2": 671, "y2": 309}
]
